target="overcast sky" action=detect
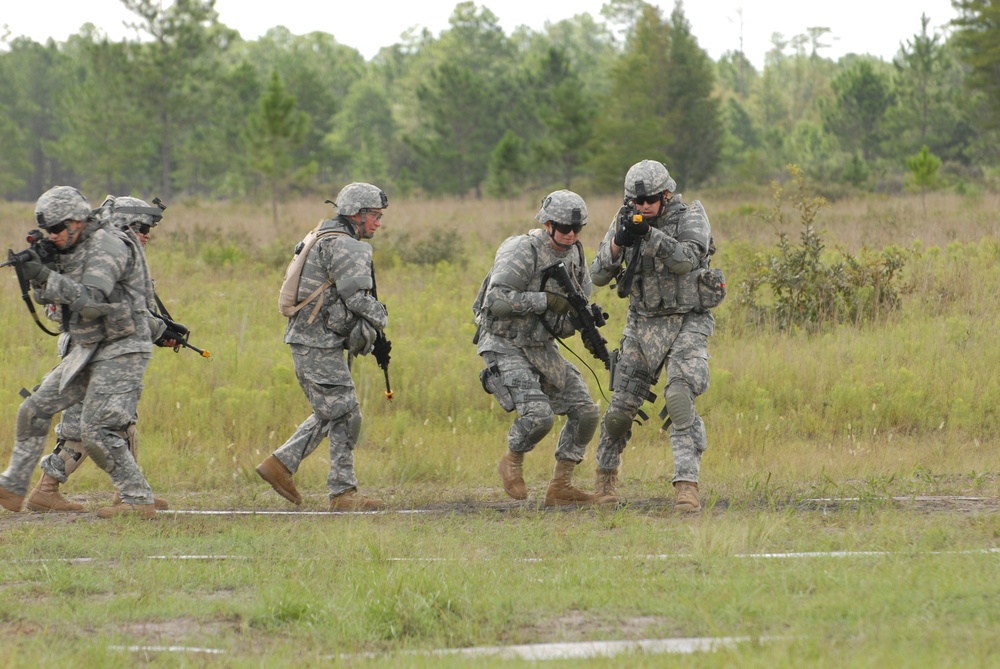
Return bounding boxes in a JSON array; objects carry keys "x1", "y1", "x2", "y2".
[{"x1": 1, "y1": 0, "x2": 959, "y2": 68}]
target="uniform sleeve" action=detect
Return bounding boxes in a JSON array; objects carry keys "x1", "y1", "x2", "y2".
[
  {"x1": 590, "y1": 217, "x2": 621, "y2": 287},
  {"x1": 329, "y1": 238, "x2": 388, "y2": 330},
  {"x1": 483, "y1": 237, "x2": 546, "y2": 315}
]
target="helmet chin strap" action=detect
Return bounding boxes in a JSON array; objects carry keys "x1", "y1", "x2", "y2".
[{"x1": 547, "y1": 225, "x2": 573, "y2": 250}]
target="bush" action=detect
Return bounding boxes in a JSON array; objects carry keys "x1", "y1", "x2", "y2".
[{"x1": 738, "y1": 165, "x2": 911, "y2": 331}]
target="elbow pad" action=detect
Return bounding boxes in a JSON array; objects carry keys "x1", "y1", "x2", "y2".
[{"x1": 335, "y1": 275, "x2": 373, "y2": 299}]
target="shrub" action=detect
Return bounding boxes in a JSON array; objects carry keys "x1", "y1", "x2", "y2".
[{"x1": 739, "y1": 165, "x2": 911, "y2": 331}]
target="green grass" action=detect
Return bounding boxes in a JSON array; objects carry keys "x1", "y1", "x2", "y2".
[{"x1": 1, "y1": 190, "x2": 999, "y2": 666}]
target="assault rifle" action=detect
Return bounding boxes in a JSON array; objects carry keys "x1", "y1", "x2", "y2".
[
  {"x1": 369, "y1": 268, "x2": 394, "y2": 401},
  {"x1": 157, "y1": 313, "x2": 211, "y2": 358},
  {"x1": 615, "y1": 201, "x2": 645, "y2": 299},
  {"x1": 2, "y1": 229, "x2": 62, "y2": 336},
  {"x1": 542, "y1": 261, "x2": 611, "y2": 369}
]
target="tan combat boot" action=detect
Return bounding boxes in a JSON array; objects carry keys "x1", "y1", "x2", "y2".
[
  {"x1": 544, "y1": 460, "x2": 596, "y2": 506},
  {"x1": 674, "y1": 481, "x2": 701, "y2": 512},
  {"x1": 111, "y1": 493, "x2": 170, "y2": 510},
  {"x1": 498, "y1": 450, "x2": 527, "y2": 500},
  {"x1": 96, "y1": 503, "x2": 157, "y2": 519},
  {"x1": 25, "y1": 473, "x2": 85, "y2": 513},
  {"x1": 594, "y1": 468, "x2": 619, "y2": 505},
  {"x1": 256, "y1": 455, "x2": 302, "y2": 505},
  {"x1": 329, "y1": 490, "x2": 384, "y2": 511},
  {"x1": 0, "y1": 485, "x2": 24, "y2": 513}
]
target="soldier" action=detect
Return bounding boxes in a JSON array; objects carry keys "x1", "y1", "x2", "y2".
[
  {"x1": 590, "y1": 160, "x2": 722, "y2": 511},
  {"x1": 256, "y1": 182, "x2": 389, "y2": 511},
  {"x1": 0, "y1": 186, "x2": 161, "y2": 518},
  {"x1": 474, "y1": 190, "x2": 601, "y2": 505},
  {"x1": 24, "y1": 196, "x2": 173, "y2": 513}
]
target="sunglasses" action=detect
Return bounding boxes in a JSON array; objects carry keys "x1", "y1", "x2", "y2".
[
  {"x1": 553, "y1": 223, "x2": 582, "y2": 235},
  {"x1": 46, "y1": 220, "x2": 70, "y2": 235},
  {"x1": 132, "y1": 223, "x2": 152, "y2": 235},
  {"x1": 632, "y1": 194, "x2": 662, "y2": 205}
]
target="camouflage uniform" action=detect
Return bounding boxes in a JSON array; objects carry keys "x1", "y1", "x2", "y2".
[
  {"x1": 38, "y1": 197, "x2": 164, "y2": 489},
  {"x1": 477, "y1": 228, "x2": 599, "y2": 461},
  {"x1": 591, "y1": 162, "x2": 716, "y2": 486},
  {"x1": 0, "y1": 187, "x2": 159, "y2": 509},
  {"x1": 270, "y1": 215, "x2": 387, "y2": 497}
]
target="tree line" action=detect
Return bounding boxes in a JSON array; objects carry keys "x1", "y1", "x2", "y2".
[{"x1": 1, "y1": 0, "x2": 998, "y2": 207}]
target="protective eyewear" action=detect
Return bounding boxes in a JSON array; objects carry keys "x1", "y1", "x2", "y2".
[
  {"x1": 365, "y1": 210, "x2": 384, "y2": 221},
  {"x1": 132, "y1": 223, "x2": 152, "y2": 235},
  {"x1": 46, "y1": 220, "x2": 69, "y2": 235},
  {"x1": 553, "y1": 223, "x2": 582, "y2": 235},
  {"x1": 632, "y1": 194, "x2": 662, "y2": 205}
]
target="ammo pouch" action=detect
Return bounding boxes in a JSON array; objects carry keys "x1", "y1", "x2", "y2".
[
  {"x1": 102, "y1": 300, "x2": 137, "y2": 341},
  {"x1": 480, "y1": 365, "x2": 515, "y2": 413},
  {"x1": 696, "y1": 267, "x2": 727, "y2": 310}
]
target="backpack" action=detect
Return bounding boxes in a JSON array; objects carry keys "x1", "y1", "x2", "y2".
[{"x1": 278, "y1": 222, "x2": 348, "y2": 322}]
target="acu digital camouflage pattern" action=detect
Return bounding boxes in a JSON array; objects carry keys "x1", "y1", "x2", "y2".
[
  {"x1": 34, "y1": 185, "x2": 92, "y2": 228},
  {"x1": 624, "y1": 160, "x2": 677, "y2": 198},
  {"x1": 334, "y1": 182, "x2": 388, "y2": 216},
  {"x1": 534, "y1": 189, "x2": 588, "y2": 227},
  {"x1": 477, "y1": 225, "x2": 600, "y2": 461},
  {"x1": 0, "y1": 196, "x2": 158, "y2": 505},
  {"x1": 270, "y1": 215, "x2": 387, "y2": 496},
  {"x1": 590, "y1": 187, "x2": 717, "y2": 483},
  {"x1": 102, "y1": 195, "x2": 162, "y2": 229},
  {"x1": 37, "y1": 211, "x2": 162, "y2": 487}
]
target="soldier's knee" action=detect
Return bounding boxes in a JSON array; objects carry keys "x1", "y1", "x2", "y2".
[
  {"x1": 16, "y1": 398, "x2": 51, "y2": 440},
  {"x1": 346, "y1": 407, "x2": 363, "y2": 443},
  {"x1": 83, "y1": 441, "x2": 115, "y2": 473},
  {"x1": 665, "y1": 380, "x2": 695, "y2": 429},
  {"x1": 604, "y1": 408, "x2": 633, "y2": 439},
  {"x1": 574, "y1": 404, "x2": 600, "y2": 443},
  {"x1": 518, "y1": 408, "x2": 555, "y2": 446}
]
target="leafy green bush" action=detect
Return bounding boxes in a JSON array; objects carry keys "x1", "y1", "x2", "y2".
[{"x1": 739, "y1": 165, "x2": 911, "y2": 330}]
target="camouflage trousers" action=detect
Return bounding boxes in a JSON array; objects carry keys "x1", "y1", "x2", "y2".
[
  {"x1": 272, "y1": 344, "x2": 362, "y2": 497},
  {"x1": 0, "y1": 352, "x2": 153, "y2": 504},
  {"x1": 484, "y1": 343, "x2": 599, "y2": 462},
  {"x1": 596, "y1": 313, "x2": 711, "y2": 482},
  {"x1": 39, "y1": 401, "x2": 141, "y2": 484}
]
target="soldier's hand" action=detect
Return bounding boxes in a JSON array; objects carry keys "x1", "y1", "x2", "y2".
[
  {"x1": 613, "y1": 224, "x2": 636, "y2": 248},
  {"x1": 156, "y1": 328, "x2": 185, "y2": 347},
  {"x1": 20, "y1": 250, "x2": 51, "y2": 283},
  {"x1": 624, "y1": 217, "x2": 650, "y2": 237},
  {"x1": 545, "y1": 292, "x2": 572, "y2": 314}
]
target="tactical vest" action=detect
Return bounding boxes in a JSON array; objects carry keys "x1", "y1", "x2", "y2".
[
  {"x1": 626, "y1": 198, "x2": 723, "y2": 316},
  {"x1": 477, "y1": 230, "x2": 584, "y2": 346}
]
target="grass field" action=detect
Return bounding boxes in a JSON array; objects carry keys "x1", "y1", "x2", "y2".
[{"x1": 1, "y1": 187, "x2": 999, "y2": 666}]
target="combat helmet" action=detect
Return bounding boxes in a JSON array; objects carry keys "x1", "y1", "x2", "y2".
[
  {"x1": 624, "y1": 160, "x2": 676, "y2": 200},
  {"x1": 535, "y1": 189, "x2": 588, "y2": 228},
  {"x1": 102, "y1": 195, "x2": 164, "y2": 232},
  {"x1": 334, "y1": 182, "x2": 388, "y2": 216},
  {"x1": 34, "y1": 186, "x2": 92, "y2": 230}
]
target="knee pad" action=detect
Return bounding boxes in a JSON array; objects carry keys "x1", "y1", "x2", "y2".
[
  {"x1": 664, "y1": 380, "x2": 695, "y2": 430},
  {"x1": 604, "y1": 408, "x2": 633, "y2": 439},
  {"x1": 346, "y1": 406, "x2": 363, "y2": 443},
  {"x1": 517, "y1": 412, "x2": 554, "y2": 446},
  {"x1": 574, "y1": 405, "x2": 600, "y2": 443},
  {"x1": 125, "y1": 424, "x2": 140, "y2": 462},
  {"x1": 55, "y1": 440, "x2": 87, "y2": 476},
  {"x1": 16, "y1": 398, "x2": 52, "y2": 440},
  {"x1": 83, "y1": 441, "x2": 115, "y2": 474}
]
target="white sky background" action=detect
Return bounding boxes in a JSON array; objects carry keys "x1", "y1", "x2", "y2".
[{"x1": 1, "y1": 0, "x2": 959, "y2": 69}]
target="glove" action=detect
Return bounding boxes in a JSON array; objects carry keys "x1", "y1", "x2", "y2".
[
  {"x1": 613, "y1": 224, "x2": 636, "y2": 248},
  {"x1": 545, "y1": 292, "x2": 571, "y2": 314},
  {"x1": 20, "y1": 250, "x2": 51, "y2": 283},
  {"x1": 347, "y1": 318, "x2": 378, "y2": 356},
  {"x1": 155, "y1": 328, "x2": 185, "y2": 347},
  {"x1": 625, "y1": 217, "x2": 650, "y2": 237}
]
